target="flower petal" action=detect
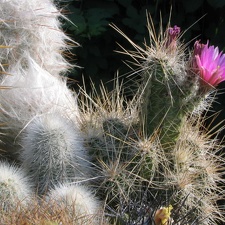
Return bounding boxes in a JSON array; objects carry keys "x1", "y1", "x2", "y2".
[{"x1": 192, "y1": 40, "x2": 225, "y2": 87}]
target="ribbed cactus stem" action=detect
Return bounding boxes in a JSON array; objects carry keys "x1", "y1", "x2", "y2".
[{"x1": 141, "y1": 61, "x2": 186, "y2": 149}]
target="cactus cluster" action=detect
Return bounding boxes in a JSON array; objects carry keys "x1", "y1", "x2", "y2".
[{"x1": 0, "y1": 1, "x2": 224, "y2": 225}]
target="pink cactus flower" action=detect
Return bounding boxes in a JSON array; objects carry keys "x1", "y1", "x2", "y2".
[
  {"x1": 168, "y1": 25, "x2": 180, "y2": 40},
  {"x1": 192, "y1": 40, "x2": 225, "y2": 87},
  {"x1": 165, "y1": 25, "x2": 181, "y2": 50}
]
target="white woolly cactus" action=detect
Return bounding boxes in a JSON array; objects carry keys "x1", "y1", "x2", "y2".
[
  {"x1": 0, "y1": 0, "x2": 225, "y2": 223},
  {"x1": 0, "y1": 59, "x2": 80, "y2": 159},
  {"x1": 20, "y1": 113, "x2": 91, "y2": 195},
  {"x1": 0, "y1": 161, "x2": 33, "y2": 211},
  {"x1": 0, "y1": 0, "x2": 74, "y2": 75},
  {"x1": 47, "y1": 184, "x2": 102, "y2": 225},
  {"x1": 0, "y1": 0, "x2": 79, "y2": 159}
]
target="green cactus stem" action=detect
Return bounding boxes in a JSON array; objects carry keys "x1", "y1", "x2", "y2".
[{"x1": 141, "y1": 60, "x2": 187, "y2": 150}]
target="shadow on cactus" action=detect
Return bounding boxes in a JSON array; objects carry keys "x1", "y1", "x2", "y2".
[{"x1": 107, "y1": 183, "x2": 208, "y2": 225}]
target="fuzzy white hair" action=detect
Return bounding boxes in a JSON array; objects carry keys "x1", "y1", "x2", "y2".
[
  {"x1": 48, "y1": 183, "x2": 101, "y2": 224},
  {"x1": 0, "y1": 57, "x2": 80, "y2": 157},
  {"x1": 0, "y1": 161, "x2": 33, "y2": 210},
  {"x1": 0, "y1": 0, "x2": 75, "y2": 75},
  {"x1": 20, "y1": 113, "x2": 92, "y2": 195}
]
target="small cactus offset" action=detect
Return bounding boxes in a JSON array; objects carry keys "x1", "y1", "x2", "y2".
[
  {"x1": 0, "y1": 1, "x2": 225, "y2": 225},
  {"x1": 0, "y1": 161, "x2": 33, "y2": 212},
  {"x1": 47, "y1": 184, "x2": 103, "y2": 225}
]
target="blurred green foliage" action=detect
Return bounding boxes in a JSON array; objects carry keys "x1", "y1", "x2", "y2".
[{"x1": 57, "y1": 0, "x2": 225, "y2": 91}]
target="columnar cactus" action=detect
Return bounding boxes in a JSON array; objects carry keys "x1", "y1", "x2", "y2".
[
  {"x1": 0, "y1": 0, "x2": 80, "y2": 159},
  {"x1": 137, "y1": 24, "x2": 204, "y2": 150},
  {"x1": 0, "y1": 0, "x2": 97, "y2": 221},
  {"x1": 20, "y1": 113, "x2": 91, "y2": 195}
]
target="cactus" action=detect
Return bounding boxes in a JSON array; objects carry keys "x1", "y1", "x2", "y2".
[
  {"x1": 0, "y1": 0, "x2": 75, "y2": 75},
  {"x1": 79, "y1": 82, "x2": 143, "y2": 208},
  {"x1": 0, "y1": 0, "x2": 224, "y2": 224},
  {"x1": 80, "y1": 80, "x2": 224, "y2": 224},
  {"x1": 47, "y1": 184, "x2": 102, "y2": 225},
  {"x1": 138, "y1": 28, "x2": 204, "y2": 150},
  {"x1": 0, "y1": 60, "x2": 80, "y2": 160},
  {"x1": 0, "y1": 0, "x2": 79, "y2": 160},
  {"x1": 83, "y1": 18, "x2": 225, "y2": 224},
  {"x1": 0, "y1": 161, "x2": 33, "y2": 212},
  {"x1": 113, "y1": 19, "x2": 211, "y2": 151},
  {"x1": 168, "y1": 115, "x2": 224, "y2": 224},
  {"x1": 20, "y1": 113, "x2": 91, "y2": 195}
]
